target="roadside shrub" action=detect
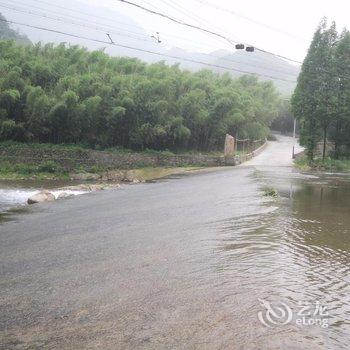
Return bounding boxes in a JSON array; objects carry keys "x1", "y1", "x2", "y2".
[
  {"x1": 267, "y1": 134, "x2": 277, "y2": 141},
  {"x1": 0, "y1": 160, "x2": 15, "y2": 173},
  {"x1": 263, "y1": 188, "x2": 279, "y2": 197},
  {"x1": 295, "y1": 155, "x2": 350, "y2": 172},
  {"x1": 14, "y1": 163, "x2": 38, "y2": 175},
  {"x1": 89, "y1": 165, "x2": 106, "y2": 173},
  {"x1": 38, "y1": 160, "x2": 63, "y2": 173}
]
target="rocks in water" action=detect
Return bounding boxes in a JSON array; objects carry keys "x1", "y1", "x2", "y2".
[
  {"x1": 57, "y1": 192, "x2": 74, "y2": 199},
  {"x1": 86, "y1": 184, "x2": 105, "y2": 191},
  {"x1": 27, "y1": 190, "x2": 55, "y2": 204},
  {"x1": 77, "y1": 184, "x2": 103, "y2": 191}
]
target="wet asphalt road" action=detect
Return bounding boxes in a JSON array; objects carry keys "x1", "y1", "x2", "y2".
[
  {"x1": 0, "y1": 136, "x2": 330, "y2": 349},
  {"x1": 0, "y1": 167, "x2": 262, "y2": 349}
]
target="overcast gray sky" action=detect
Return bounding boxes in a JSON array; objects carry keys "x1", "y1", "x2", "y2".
[{"x1": 84, "y1": 0, "x2": 350, "y2": 62}]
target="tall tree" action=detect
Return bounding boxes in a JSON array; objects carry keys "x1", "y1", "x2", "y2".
[
  {"x1": 333, "y1": 30, "x2": 350, "y2": 157},
  {"x1": 292, "y1": 19, "x2": 338, "y2": 161}
]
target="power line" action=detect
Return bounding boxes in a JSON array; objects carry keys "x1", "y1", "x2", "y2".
[
  {"x1": 31, "y1": 0, "x2": 145, "y2": 30},
  {"x1": 26, "y1": 0, "x2": 300, "y2": 65},
  {"x1": 0, "y1": 2, "x2": 154, "y2": 40},
  {"x1": 193, "y1": 0, "x2": 304, "y2": 42},
  {"x1": 157, "y1": 0, "x2": 238, "y2": 42},
  {"x1": 0, "y1": 3, "x2": 298, "y2": 77},
  {"x1": 0, "y1": 3, "x2": 155, "y2": 43},
  {"x1": 115, "y1": 0, "x2": 302, "y2": 64},
  {"x1": 115, "y1": 0, "x2": 237, "y2": 47},
  {"x1": 1, "y1": 0, "x2": 234, "y2": 53},
  {"x1": 141, "y1": 0, "x2": 298, "y2": 76},
  {"x1": 29, "y1": 0, "x2": 228, "y2": 47},
  {"x1": 0, "y1": 18, "x2": 297, "y2": 83},
  {"x1": 8, "y1": 0, "x2": 295, "y2": 74}
]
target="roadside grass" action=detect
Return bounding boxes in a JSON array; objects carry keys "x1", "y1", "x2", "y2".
[
  {"x1": 0, "y1": 140, "x2": 261, "y2": 158},
  {"x1": 295, "y1": 155, "x2": 350, "y2": 172},
  {"x1": 0, "y1": 160, "x2": 201, "y2": 182},
  {"x1": 0, "y1": 141, "x2": 223, "y2": 156},
  {"x1": 0, "y1": 140, "x2": 88, "y2": 153},
  {"x1": 0, "y1": 160, "x2": 70, "y2": 180}
]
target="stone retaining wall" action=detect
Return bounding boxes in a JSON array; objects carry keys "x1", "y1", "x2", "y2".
[{"x1": 0, "y1": 140, "x2": 267, "y2": 171}]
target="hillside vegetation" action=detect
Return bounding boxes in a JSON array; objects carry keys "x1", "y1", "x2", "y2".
[
  {"x1": 0, "y1": 38, "x2": 282, "y2": 152},
  {"x1": 1, "y1": 1, "x2": 299, "y2": 96}
]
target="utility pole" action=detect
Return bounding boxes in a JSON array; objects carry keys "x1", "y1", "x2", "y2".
[{"x1": 292, "y1": 118, "x2": 296, "y2": 159}]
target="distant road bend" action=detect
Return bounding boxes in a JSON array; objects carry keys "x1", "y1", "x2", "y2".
[
  {"x1": 1, "y1": 135, "x2": 323, "y2": 350},
  {"x1": 242, "y1": 134, "x2": 303, "y2": 167}
]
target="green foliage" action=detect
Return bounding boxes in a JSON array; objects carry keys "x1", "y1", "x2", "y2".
[
  {"x1": 263, "y1": 188, "x2": 279, "y2": 198},
  {"x1": 0, "y1": 39, "x2": 282, "y2": 151},
  {"x1": 0, "y1": 119, "x2": 24, "y2": 140},
  {"x1": 267, "y1": 133, "x2": 277, "y2": 141},
  {"x1": 292, "y1": 20, "x2": 350, "y2": 162},
  {"x1": 271, "y1": 99, "x2": 295, "y2": 134},
  {"x1": 38, "y1": 160, "x2": 63, "y2": 173},
  {"x1": 239, "y1": 122, "x2": 269, "y2": 140},
  {"x1": 0, "y1": 160, "x2": 67, "y2": 179},
  {"x1": 295, "y1": 154, "x2": 350, "y2": 172},
  {"x1": 0, "y1": 140, "x2": 88, "y2": 153}
]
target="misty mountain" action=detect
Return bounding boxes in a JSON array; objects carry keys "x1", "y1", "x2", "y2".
[
  {"x1": 210, "y1": 49, "x2": 299, "y2": 95},
  {"x1": 0, "y1": 0, "x2": 166, "y2": 62},
  {"x1": 0, "y1": 13, "x2": 30, "y2": 44},
  {"x1": 0, "y1": 0, "x2": 299, "y2": 95},
  {"x1": 165, "y1": 47, "x2": 299, "y2": 94}
]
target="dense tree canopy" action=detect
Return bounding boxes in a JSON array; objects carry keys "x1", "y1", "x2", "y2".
[
  {"x1": 271, "y1": 99, "x2": 295, "y2": 134},
  {"x1": 292, "y1": 20, "x2": 350, "y2": 160},
  {"x1": 0, "y1": 40, "x2": 282, "y2": 151}
]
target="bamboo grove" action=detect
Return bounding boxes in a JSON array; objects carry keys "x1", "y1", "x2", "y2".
[{"x1": 0, "y1": 38, "x2": 282, "y2": 151}]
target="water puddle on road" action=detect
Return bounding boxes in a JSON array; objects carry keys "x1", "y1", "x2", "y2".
[{"x1": 213, "y1": 168, "x2": 350, "y2": 348}]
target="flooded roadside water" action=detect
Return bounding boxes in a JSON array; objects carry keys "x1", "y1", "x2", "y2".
[{"x1": 214, "y1": 166, "x2": 350, "y2": 348}]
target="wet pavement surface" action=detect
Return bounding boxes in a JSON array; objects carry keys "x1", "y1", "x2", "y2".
[{"x1": 0, "y1": 136, "x2": 349, "y2": 349}]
